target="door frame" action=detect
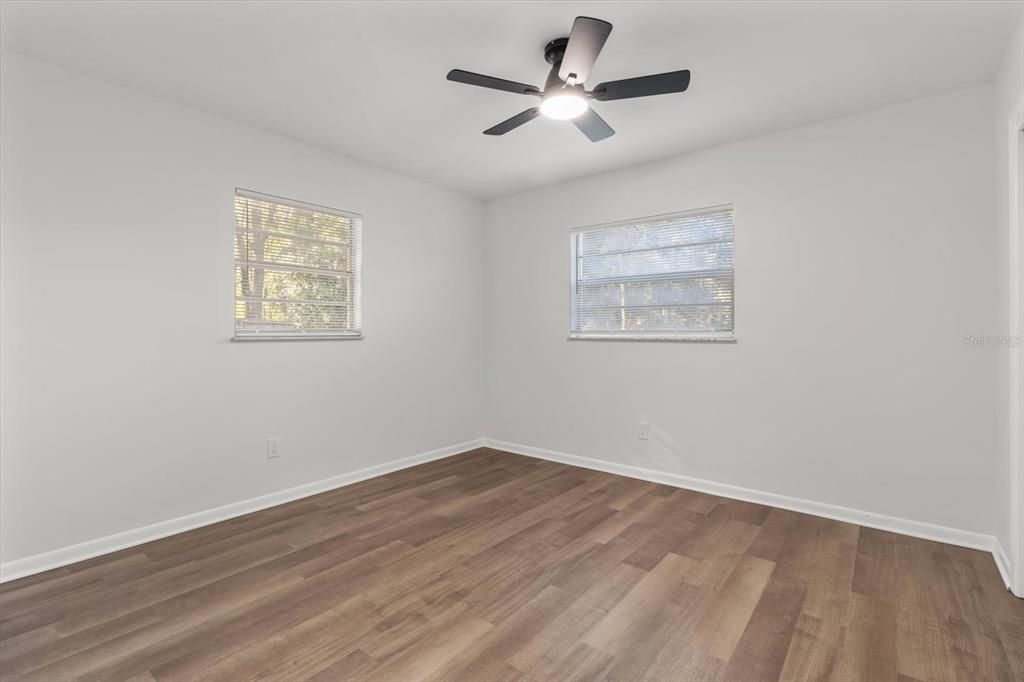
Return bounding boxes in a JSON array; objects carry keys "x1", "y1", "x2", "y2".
[{"x1": 1009, "y1": 98, "x2": 1024, "y2": 598}]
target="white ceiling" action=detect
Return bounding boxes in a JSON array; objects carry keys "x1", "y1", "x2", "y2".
[{"x1": 1, "y1": 1, "x2": 1019, "y2": 199}]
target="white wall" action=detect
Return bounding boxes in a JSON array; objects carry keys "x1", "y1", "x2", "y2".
[
  {"x1": 993, "y1": 14, "x2": 1024, "y2": 590},
  {"x1": 484, "y1": 85, "x2": 999, "y2": 538},
  {"x1": 0, "y1": 52, "x2": 485, "y2": 564},
  {"x1": 0, "y1": 46, "x2": 1012, "y2": 575}
]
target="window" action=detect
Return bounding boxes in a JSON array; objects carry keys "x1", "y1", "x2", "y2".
[
  {"x1": 570, "y1": 205, "x2": 734, "y2": 340},
  {"x1": 234, "y1": 189, "x2": 361, "y2": 340}
]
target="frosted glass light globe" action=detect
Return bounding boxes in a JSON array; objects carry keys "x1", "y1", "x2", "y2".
[{"x1": 540, "y1": 94, "x2": 588, "y2": 120}]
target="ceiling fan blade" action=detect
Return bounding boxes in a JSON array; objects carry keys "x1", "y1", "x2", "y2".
[
  {"x1": 447, "y1": 69, "x2": 541, "y2": 96},
  {"x1": 559, "y1": 16, "x2": 612, "y2": 84},
  {"x1": 592, "y1": 70, "x2": 691, "y2": 101},
  {"x1": 483, "y1": 108, "x2": 541, "y2": 135},
  {"x1": 573, "y1": 107, "x2": 615, "y2": 142}
]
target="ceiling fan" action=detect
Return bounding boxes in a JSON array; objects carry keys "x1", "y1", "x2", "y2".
[{"x1": 446, "y1": 16, "x2": 691, "y2": 142}]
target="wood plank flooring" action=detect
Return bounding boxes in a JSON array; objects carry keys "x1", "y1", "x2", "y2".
[{"x1": 1, "y1": 448, "x2": 1021, "y2": 681}]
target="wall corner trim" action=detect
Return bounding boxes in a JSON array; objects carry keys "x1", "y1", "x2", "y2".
[
  {"x1": 993, "y1": 538, "x2": 1015, "y2": 596},
  {"x1": 0, "y1": 438, "x2": 486, "y2": 583},
  {"x1": 482, "y1": 438, "x2": 1013, "y2": 593}
]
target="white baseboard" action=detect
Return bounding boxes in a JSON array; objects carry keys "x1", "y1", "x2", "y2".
[
  {"x1": 0, "y1": 438, "x2": 486, "y2": 583},
  {"x1": 993, "y1": 539, "x2": 1015, "y2": 595},
  {"x1": 483, "y1": 438, "x2": 1011, "y2": 587},
  {"x1": 3, "y1": 436, "x2": 1014, "y2": 595}
]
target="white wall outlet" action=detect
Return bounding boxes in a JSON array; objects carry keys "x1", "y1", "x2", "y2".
[
  {"x1": 266, "y1": 437, "x2": 281, "y2": 459},
  {"x1": 638, "y1": 422, "x2": 650, "y2": 440}
]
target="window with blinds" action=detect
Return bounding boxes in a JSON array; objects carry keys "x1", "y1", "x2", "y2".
[
  {"x1": 234, "y1": 189, "x2": 361, "y2": 340},
  {"x1": 570, "y1": 206, "x2": 734, "y2": 340}
]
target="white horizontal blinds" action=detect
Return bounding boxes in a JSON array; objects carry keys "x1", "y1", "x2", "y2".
[
  {"x1": 234, "y1": 190, "x2": 361, "y2": 338},
  {"x1": 572, "y1": 206, "x2": 734, "y2": 335}
]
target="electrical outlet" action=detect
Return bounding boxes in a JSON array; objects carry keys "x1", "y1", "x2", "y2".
[
  {"x1": 267, "y1": 437, "x2": 281, "y2": 459},
  {"x1": 638, "y1": 422, "x2": 650, "y2": 440}
]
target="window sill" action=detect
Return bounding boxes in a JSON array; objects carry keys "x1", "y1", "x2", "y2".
[
  {"x1": 567, "y1": 333, "x2": 735, "y2": 343},
  {"x1": 232, "y1": 334, "x2": 363, "y2": 342}
]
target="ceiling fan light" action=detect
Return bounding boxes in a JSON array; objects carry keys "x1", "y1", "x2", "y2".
[{"x1": 540, "y1": 93, "x2": 588, "y2": 120}]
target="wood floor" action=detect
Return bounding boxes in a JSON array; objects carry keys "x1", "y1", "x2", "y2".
[{"x1": 1, "y1": 449, "x2": 1021, "y2": 682}]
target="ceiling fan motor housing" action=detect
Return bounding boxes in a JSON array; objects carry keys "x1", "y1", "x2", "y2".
[
  {"x1": 544, "y1": 37, "x2": 569, "y2": 65},
  {"x1": 543, "y1": 38, "x2": 584, "y2": 92}
]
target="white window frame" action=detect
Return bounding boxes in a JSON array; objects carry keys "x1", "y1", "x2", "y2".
[
  {"x1": 232, "y1": 188, "x2": 363, "y2": 341},
  {"x1": 568, "y1": 205, "x2": 736, "y2": 343}
]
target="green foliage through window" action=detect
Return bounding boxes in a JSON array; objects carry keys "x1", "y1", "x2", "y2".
[{"x1": 234, "y1": 191, "x2": 361, "y2": 338}]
